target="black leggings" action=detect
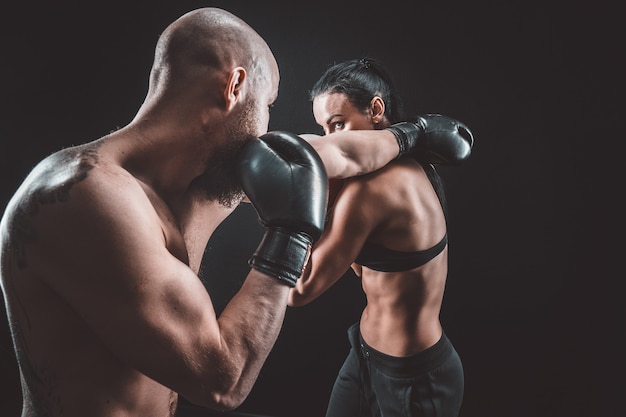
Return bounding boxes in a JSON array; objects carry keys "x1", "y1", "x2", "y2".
[{"x1": 325, "y1": 322, "x2": 464, "y2": 417}]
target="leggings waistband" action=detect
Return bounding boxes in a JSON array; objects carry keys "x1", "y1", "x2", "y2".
[{"x1": 348, "y1": 322, "x2": 455, "y2": 378}]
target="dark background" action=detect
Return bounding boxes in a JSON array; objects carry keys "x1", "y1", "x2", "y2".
[{"x1": 1, "y1": 1, "x2": 621, "y2": 416}]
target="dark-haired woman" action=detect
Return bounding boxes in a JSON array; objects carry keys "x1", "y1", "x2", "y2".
[{"x1": 289, "y1": 58, "x2": 468, "y2": 417}]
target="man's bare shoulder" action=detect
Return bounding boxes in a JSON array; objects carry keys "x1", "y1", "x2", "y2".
[
  {"x1": 2, "y1": 142, "x2": 160, "y2": 269},
  {"x1": 6, "y1": 142, "x2": 144, "y2": 219}
]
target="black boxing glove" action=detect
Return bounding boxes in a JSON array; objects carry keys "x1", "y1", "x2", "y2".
[
  {"x1": 386, "y1": 114, "x2": 474, "y2": 165},
  {"x1": 238, "y1": 131, "x2": 328, "y2": 287}
]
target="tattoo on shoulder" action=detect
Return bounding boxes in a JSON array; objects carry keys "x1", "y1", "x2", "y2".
[{"x1": 9, "y1": 144, "x2": 101, "y2": 269}]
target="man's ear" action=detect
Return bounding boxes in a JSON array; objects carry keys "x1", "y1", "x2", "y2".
[
  {"x1": 224, "y1": 67, "x2": 246, "y2": 111},
  {"x1": 370, "y1": 96, "x2": 386, "y2": 124}
]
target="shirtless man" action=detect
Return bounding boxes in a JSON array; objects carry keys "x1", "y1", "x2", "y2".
[{"x1": 0, "y1": 8, "x2": 468, "y2": 417}]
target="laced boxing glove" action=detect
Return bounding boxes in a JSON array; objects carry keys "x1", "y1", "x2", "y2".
[
  {"x1": 386, "y1": 114, "x2": 474, "y2": 165},
  {"x1": 238, "y1": 131, "x2": 328, "y2": 287}
]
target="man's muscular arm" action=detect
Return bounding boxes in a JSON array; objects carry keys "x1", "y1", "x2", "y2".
[
  {"x1": 25, "y1": 133, "x2": 326, "y2": 413},
  {"x1": 30, "y1": 175, "x2": 291, "y2": 412}
]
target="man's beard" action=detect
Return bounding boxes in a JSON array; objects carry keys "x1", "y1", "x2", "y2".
[
  {"x1": 192, "y1": 103, "x2": 259, "y2": 208},
  {"x1": 192, "y1": 146, "x2": 246, "y2": 208}
]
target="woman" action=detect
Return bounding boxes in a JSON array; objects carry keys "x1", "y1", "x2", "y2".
[{"x1": 289, "y1": 58, "x2": 468, "y2": 417}]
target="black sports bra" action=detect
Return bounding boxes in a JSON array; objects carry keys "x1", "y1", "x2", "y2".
[{"x1": 355, "y1": 233, "x2": 448, "y2": 272}]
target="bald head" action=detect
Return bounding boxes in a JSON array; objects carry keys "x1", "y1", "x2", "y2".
[
  {"x1": 129, "y1": 8, "x2": 279, "y2": 206},
  {"x1": 147, "y1": 7, "x2": 277, "y2": 101}
]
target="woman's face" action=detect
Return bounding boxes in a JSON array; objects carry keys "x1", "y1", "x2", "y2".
[{"x1": 312, "y1": 92, "x2": 376, "y2": 135}]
